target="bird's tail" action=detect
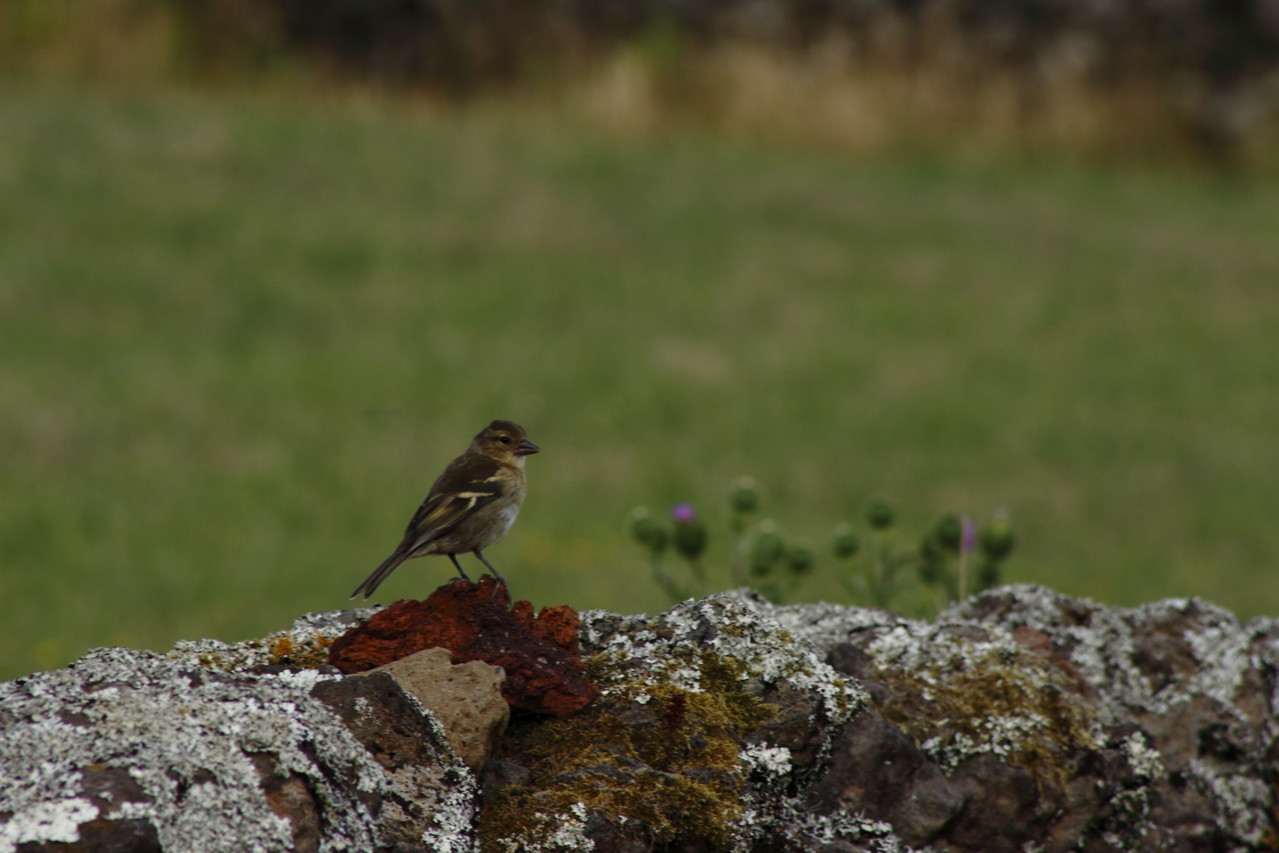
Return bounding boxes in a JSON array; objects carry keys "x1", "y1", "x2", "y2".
[{"x1": 350, "y1": 549, "x2": 410, "y2": 600}]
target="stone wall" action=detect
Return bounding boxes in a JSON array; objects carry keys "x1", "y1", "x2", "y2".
[{"x1": 3, "y1": 584, "x2": 1277, "y2": 851}]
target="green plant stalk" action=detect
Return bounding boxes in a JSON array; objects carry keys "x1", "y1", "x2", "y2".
[
  {"x1": 728, "y1": 513, "x2": 750, "y2": 587},
  {"x1": 686, "y1": 557, "x2": 708, "y2": 594},
  {"x1": 649, "y1": 553, "x2": 686, "y2": 602},
  {"x1": 872, "y1": 532, "x2": 896, "y2": 607}
]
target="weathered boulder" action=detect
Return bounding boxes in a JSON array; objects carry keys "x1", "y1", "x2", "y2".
[
  {"x1": 0, "y1": 610, "x2": 476, "y2": 853},
  {"x1": 770, "y1": 584, "x2": 1279, "y2": 851}
]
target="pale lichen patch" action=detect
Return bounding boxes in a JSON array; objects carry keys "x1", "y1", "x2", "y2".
[{"x1": 0, "y1": 646, "x2": 385, "y2": 853}]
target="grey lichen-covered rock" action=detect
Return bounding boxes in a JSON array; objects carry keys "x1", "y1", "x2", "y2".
[
  {"x1": 954, "y1": 585, "x2": 1279, "y2": 850},
  {"x1": 767, "y1": 584, "x2": 1279, "y2": 852},
  {"x1": 167, "y1": 606, "x2": 376, "y2": 672},
  {"x1": 0, "y1": 610, "x2": 477, "y2": 853},
  {"x1": 6, "y1": 586, "x2": 1279, "y2": 852},
  {"x1": 0, "y1": 647, "x2": 381, "y2": 853},
  {"x1": 479, "y1": 592, "x2": 865, "y2": 853}
]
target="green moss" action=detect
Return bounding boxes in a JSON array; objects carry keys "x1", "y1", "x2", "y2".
[
  {"x1": 481, "y1": 768, "x2": 735, "y2": 851},
  {"x1": 480, "y1": 649, "x2": 778, "y2": 852},
  {"x1": 873, "y1": 645, "x2": 1098, "y2": 788}
]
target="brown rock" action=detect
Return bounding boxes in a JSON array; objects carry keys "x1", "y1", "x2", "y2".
[
  {"x1": 309, "y1": 671, "x2": 476, "y2": 848},
  {"x1": 807, "y1": 701, "x2": 966, "y2": 847},
  {"x1": 368, "y1": 647, "x2": 509, "y2": 770},
  {"x1": 327, "y1": 576, "x2": 599, "y2": 716}
]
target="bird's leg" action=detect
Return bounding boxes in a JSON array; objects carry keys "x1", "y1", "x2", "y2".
[
  {"x1": 448, "y1": 553, "x2": 473, "y2": 582},
  {"x1": 472, "y1": 549, "x2": 508, "y2": 593}
]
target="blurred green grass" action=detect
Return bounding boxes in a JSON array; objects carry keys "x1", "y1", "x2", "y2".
[{"x1": 3, "y1": 82, "x2": 1279, "y2": 679}]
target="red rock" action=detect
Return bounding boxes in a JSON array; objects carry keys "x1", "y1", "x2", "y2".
[{"x1": 328, "y1": 576, "x2": 599, "y2": 716}]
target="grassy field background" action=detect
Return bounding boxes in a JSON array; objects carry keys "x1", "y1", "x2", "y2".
[{"x1": 2, "y1": 82, "x2": 1278, "y2": 679}]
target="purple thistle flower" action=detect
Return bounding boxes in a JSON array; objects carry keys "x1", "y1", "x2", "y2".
[
  {"x1": 671, "y1": 503, "x2": 698, "y2": 524},
  {"x1": 961, "y1": 515, "x2": 977, "y2": 554}
]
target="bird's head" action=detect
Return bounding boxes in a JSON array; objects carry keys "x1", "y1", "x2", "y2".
[{"x1": 475, "y1": 420, "x2": 539, "y2": 463}]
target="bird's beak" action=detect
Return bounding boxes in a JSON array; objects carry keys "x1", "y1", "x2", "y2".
[{"x1": 516, "y1": 438, "x2": 540, "y2": 456}]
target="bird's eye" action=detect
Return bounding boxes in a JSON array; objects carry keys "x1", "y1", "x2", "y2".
[{"x1": 498, "y1": 436, "x2": 512, "y2": 444}]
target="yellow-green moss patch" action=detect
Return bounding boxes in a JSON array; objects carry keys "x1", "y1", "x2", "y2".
[
  {"x1": 871, "y1": 640, "x2": 1099, "y2": 787},
  {"x1": 481, "y1": 650, "x2": 778, "y2": 853}
]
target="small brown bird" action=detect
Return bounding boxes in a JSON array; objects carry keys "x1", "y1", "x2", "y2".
[{"x1": 350, "y1": 420, "x2": 539, "y2": 599}]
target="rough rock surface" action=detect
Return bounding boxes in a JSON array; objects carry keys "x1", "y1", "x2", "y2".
[
  {"x1": 361, "y1": 648, "x2": 509, "y2": 771},
  {"x1": 0, "y1": 648, "x2": 381, "y2": 853},
  {"x1": 4, "y1": 584, "x2": 1279, "y2": 852},
  {"x1": 310, "y1": 670, "x2": 477, "y2": 850},
  {"x1": 768, "y1": 584, "x2": 1279, "y2": 852},
  {"x1": 479, "y1": 594, "x2": 868, "y2": 853},
  {"x1": 0, "y1": 610, "x2": 476, "y2": 853},
  {"x1": 328, "y1": 577, "x2": 599, "y2": 716}
]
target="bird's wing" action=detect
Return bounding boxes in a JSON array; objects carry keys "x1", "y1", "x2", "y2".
[{"x1": 397, "y1": 456, "x2": 506, "y2": 555}]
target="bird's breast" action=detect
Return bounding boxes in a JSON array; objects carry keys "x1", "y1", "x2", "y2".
[{"x1": 495, "y1": 502, "x2": 521, "y2": 535}]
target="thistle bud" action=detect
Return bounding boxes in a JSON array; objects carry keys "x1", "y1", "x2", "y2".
[
  {"x1": 934, "y1": 514, "x2": 963, "y2": 552},
  {"x1": 629, "y1": 507, "x2": 669, "y2": 555},
  {"x1": 918, "y1": 562, "x2": 943, "y2": 585},
  {"x1": 866, "y1": 501, "x2": 895, "y2": 530},
  {"x1": 786, "y1": 540, "x2": 816, "y2": 576},
  {"x1": 729, "y1": 477, "x2": 759, "y2": 514},
  {"x1": 979, "y1": 510, "x2": 1015, "y2": 561},
  {"x1": 831, "y1": 524, "x2": 860, "y2": 559},
  {"x1": 749, "y1": 521, "x2": 785, "y2": 577},
  {"x1": 671, "y1": 503, "x2": 707, "y2": 561}
]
